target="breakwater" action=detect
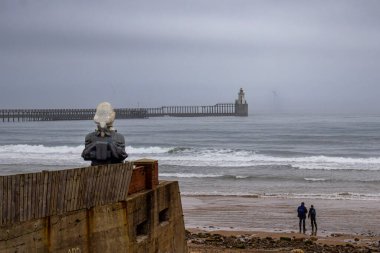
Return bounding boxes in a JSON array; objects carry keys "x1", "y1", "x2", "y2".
[{"x1": 0, "y1": 160, "x2": 188, "y2": 252}]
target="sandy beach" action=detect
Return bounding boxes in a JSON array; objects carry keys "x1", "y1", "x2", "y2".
[{"x1": 183, "y1": 196, "x2": 380, "y2": 252}]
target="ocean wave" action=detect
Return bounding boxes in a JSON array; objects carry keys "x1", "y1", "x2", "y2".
[
  {"x1": 155, "y1": 152, "x2": 380, "y2": 171},
  {"x1": 168, "y1": 147, "x2": 192, "y2": 154},
  {"x1": 304, "y1": 178, "x2": 327, "y2": 182},
  {"x1": 126, "y1": 146, "x2": 172, "y2": 154},
  {"x1": 0, "y1": 144, "x2": 83, "y2": 154},
  {"x1": 160, "y1": 173, "x2": 260, "y2": 180},
  {"x1": 160, "y1": 173, "x2": 223, "y2": 178},
  {"x1": 182, "y1": 192, "x2": 260, "y2": 198},
  {"x1": 269, "y1": 192, "x2": 380, "y2": 201},
  {"x1": 182, "y1": 191, "x2": 380, "y2": 201},
  {"x1": 235, "y1": 175, "x2": 250, "y2": 179},
  {"x1": 1, "y1": 144, "x2": 380, "y2": 171},
  {"x1": 0, "y1": 144, "x2": 87, "y2": 166},
  {"x1": 160, "y1": 173, "x2": 380, "y2": 185}
]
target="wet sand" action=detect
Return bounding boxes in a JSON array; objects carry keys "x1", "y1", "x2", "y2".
[{"x1": 182, "y1": 195, "x2": 380, "y2": 235}]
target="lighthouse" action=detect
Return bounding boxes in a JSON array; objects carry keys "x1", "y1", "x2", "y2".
[{"x1": 235, "y1": 88, "x2": 248, "y2": 116}]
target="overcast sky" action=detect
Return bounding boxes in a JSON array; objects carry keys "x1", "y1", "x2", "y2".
[{"x1": 1, "y1": 0, "x2": 380, "y2": 113}]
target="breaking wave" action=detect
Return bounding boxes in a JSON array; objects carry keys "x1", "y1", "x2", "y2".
[
  {"x1": 160, "y1": 173, "x2": 223, "y2": 178},
  {"x1": 1, "y1": 144, "x2": 380, "y2": 171},
  {"x1": 304, "y1": 178, "x2": 327, "y2": 182},
  {"x1": 181, "y1": 191, "x2": 380, "y2": 201}
]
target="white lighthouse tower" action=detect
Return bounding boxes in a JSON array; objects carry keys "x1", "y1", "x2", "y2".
[
  {"x1": 236, "y1": 88, "x2": 247, "y2": 105},
  {"x1": 235, "y1": 88, "x2": 248, "y2": 116}
]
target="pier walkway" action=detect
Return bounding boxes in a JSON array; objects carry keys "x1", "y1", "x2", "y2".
[
  {"x1": 0, "y1": 103, "x2": 247, "y2": 122},
  {"x1": 0, "y1": 89, "x2": 248, "y2": 122}
]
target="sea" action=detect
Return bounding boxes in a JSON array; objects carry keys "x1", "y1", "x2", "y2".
[{"x1": 1, "y1": 114, "x2": 380, "y2": 202}]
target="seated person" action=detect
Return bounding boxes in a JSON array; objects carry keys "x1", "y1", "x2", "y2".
[{"x1": 81, "y1": 102, "x2": 128, "y2": 166}]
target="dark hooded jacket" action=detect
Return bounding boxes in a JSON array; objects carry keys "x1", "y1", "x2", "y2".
[{"x1": 81, "y1": 130, "x2": 128, "y2": 166}]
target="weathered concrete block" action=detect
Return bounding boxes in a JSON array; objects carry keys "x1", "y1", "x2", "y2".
[
  {"x1": 49, "y1": 210, "x2": 88, "y2": 253},
  {"x1": 0, "y1": 162, "x2": 187, "y2": 253},
  {"x1": 88, "y1": 203, "x2": 129, "y2": 253},
  {"x1": 0, "y1": 219, "x2": 48, "y2": 253}
]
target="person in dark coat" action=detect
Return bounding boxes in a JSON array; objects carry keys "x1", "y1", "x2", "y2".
[
  {"x1": 297, "y1": 202, "x2": 308, "y2": 234},
  {"x1": 81, "y1": 102, "x2": 128, "y2": 166},
  {"x1": 308, "y1": 204, "x2": 317, "y2": 235}
]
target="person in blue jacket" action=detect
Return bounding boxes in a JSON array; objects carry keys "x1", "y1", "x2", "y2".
[
  {"x1": 297, "y1": 202, "x2": 308, "y2": 234},
  {"x1": 308, "y1": 204, "x2": 317, "y2": 235}
]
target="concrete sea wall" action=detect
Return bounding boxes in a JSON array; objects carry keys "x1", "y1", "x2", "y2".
[{"x1": 0, "y1": 160, "x2": 188, "y2": 253}]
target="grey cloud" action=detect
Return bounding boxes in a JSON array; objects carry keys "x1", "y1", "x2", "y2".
[{"x1": 1, "y1": 0, "x2": 380, "y2": 113}]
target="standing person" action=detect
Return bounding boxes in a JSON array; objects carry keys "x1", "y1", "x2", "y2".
[
  {"x1": 308, "y1": 204, "x2": 317, "y2": 235},
  {"x1": 297, "y1": 202, "x2": 308, "y2": 234}
]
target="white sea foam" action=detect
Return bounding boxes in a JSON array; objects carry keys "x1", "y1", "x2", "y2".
[
  {"x1": 160, "y1": 173, "x2": 223, "y2": 178},
  {"x1": 304, "y1": 178, "x2": 327, "y2": 181},
  {"x1": 126, "y1": 146, "x2": 173, "y2": 154},
  {"x1": 267, "y1": 192, "x2": 380, "y2": 201},
  {"x1": 235, "y1": 175, "x2": 249, "y2": 179},
  {"x1": 1, "y1": 144, "x2": 380, "y2": 171},
  {"x1": 182, "y1": 191, "x2": 380, "y2": 201},
  {"x1": 154, "y1": 152, "x2": 380, "y2": 170},
  {"x1": 0, "y1": 144, "x2": 83, "y2": 154},
  {"x1": 0, "y1": 144, "x2": 87, "y2": 166}
]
